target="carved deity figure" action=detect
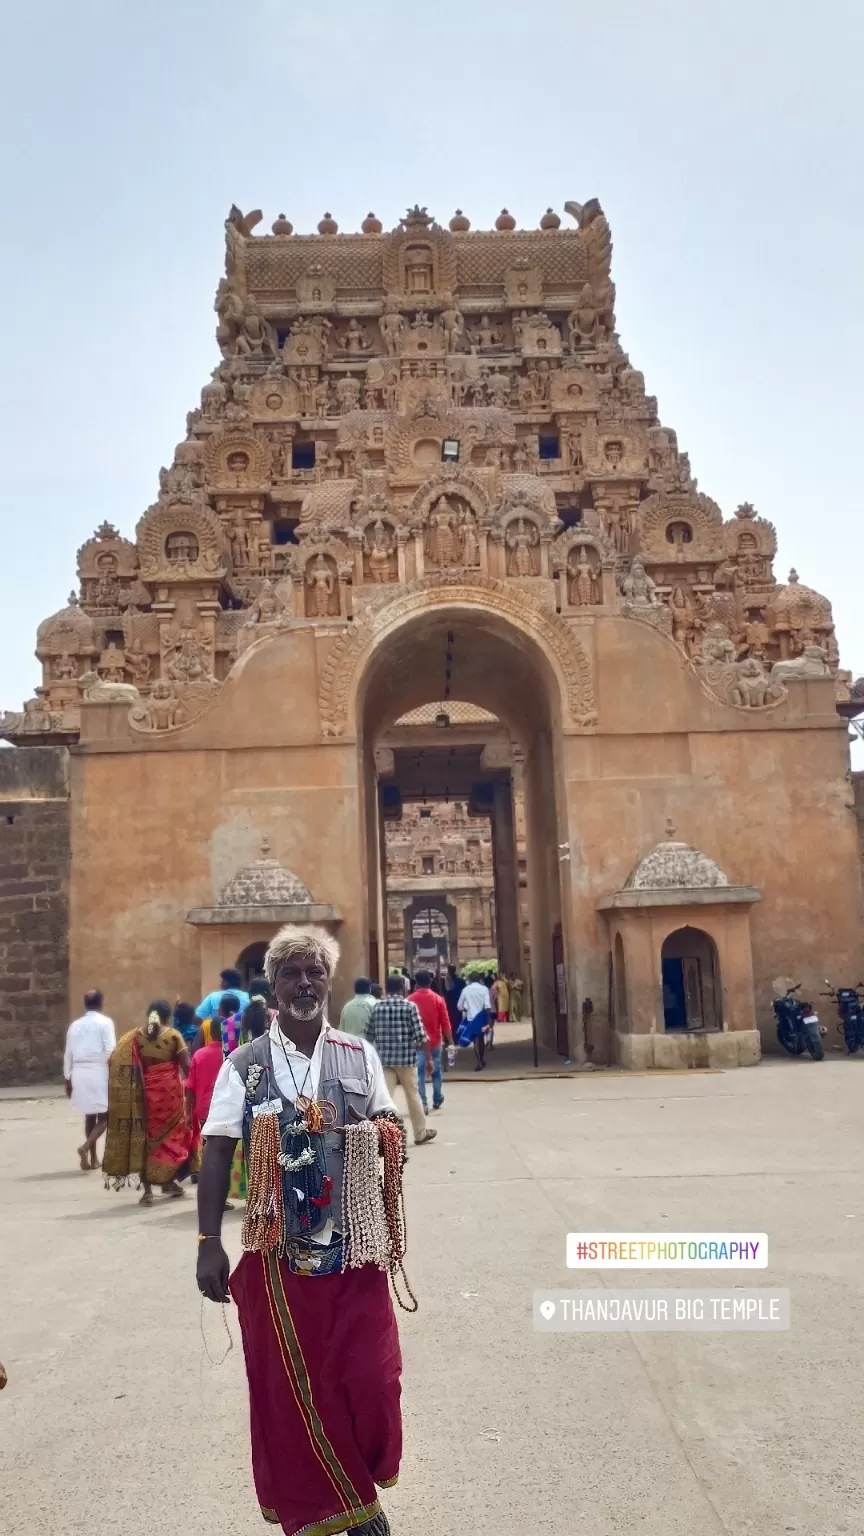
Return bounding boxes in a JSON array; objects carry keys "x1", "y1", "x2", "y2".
[
  {"x1": 126, "y1": 638, "x2": 151, "y2": 685},
  {"x1": 235, "y1": 296, "x2": 271, "y2": 357},
  {"x1": 425, "y1": 501, "x2": 460, "y2": 568},
  {"x1": 506, "y1": 518, "x2": 540, "y2": 578},
  {"x1": 621, "y1": 557, "x2": 659, "y2": 607},
  {"x1": 379, "y1": 303, "x2": 405, "y2": 357},
  {"x1": 341, "y1": 318, "x2": 371, "y2": 356},
  {"x1": 568, "y1": 284, "x2": 600, "y2": 350},
  {"x1": 314, "y1": 378, "x2": 331, "y2": 417},
  {"x1": 669, "y1": 585, "x2": 695, "y2": 649},
  {"x1": 100, "y1": 642, "x2": 127, "y2": 683},
  {"x1": 441, "y1": 305, "x2": 465, "y2": 354},
  {"x1": 364, "y1": 521, "x2": 395, "y2": 583},
  {"x1": 168, "y1": 629, "x2": 214, "y2": 684},
  {"x1": 473, "y1": 316, "x2": 501, "y2": 350},
  {"x1": 245, "y1": 578, "x2": 279, "y2": 627},
  {"x1": 336, "y1": 377, "x2": 362, "y2": 414},
  {"x1": 485, "y1": 371, "x2": 511, "y2": 408},
  {"x1": 306, "y1": 554, "x2": 337, "y2": 617},
  {"x1": 53, "y1": 654, "x2": 78, "y2": 682},
  {"x1": 461, "y1": 511, "x2": 480, "y2": 569},
  {"x1": 569, "y1": 552, "x2": 600, "y2": 607}
]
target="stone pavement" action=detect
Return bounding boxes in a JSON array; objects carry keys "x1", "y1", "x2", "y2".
[{"x1": 2, "y1": 1059, "x2": 863, "y2": 1536}]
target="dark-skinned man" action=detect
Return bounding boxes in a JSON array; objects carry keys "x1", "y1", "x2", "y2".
[{"x1": 197, "y1": 924, "x2": 400, "y2": 1536}]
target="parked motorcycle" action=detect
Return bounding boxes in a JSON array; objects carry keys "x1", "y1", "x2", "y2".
[
  {"x1": 773, "y1": 982, "x2": 825, "y2": 1060},
  {"x1": 821, "y1": 980, "x2": 864, "y2": 1054}
]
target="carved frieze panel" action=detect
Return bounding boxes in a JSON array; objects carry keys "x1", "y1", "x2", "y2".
[
  {"x1": 249, "y1": 375, "x2": 301, "y2": 420},
  {"x1": 637, "y1": 490, "x2": 725, "y2": 563}
]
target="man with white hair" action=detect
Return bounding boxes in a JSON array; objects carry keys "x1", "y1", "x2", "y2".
[{"x1": 196, "y1": 924, "x2": 401, "y2": 1536}]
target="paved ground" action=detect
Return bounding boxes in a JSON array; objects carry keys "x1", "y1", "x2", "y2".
[{"x1": 2, "y1": 1059, "x2": 863, "y2": 1536}]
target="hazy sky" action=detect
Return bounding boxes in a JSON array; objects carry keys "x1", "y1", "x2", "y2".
[{"x1": 2, "y1": 0, "x2": 862, "y2": 752}]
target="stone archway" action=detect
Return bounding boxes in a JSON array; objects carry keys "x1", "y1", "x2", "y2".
[
  {"x1": 345, "y1": 581, "x2": 584, "y2": 1057},
  {"x1": 318, "y1": 574, "x2": 597, "y2": 740}
]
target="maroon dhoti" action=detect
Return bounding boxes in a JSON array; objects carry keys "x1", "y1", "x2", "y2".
[{"x1": 230, "y1": 1250, "x2": 402, "y2": 1536}]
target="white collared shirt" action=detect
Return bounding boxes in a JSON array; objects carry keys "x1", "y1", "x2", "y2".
[
  {"x1": 459, "y1": 981, "x2": 492, "y2": 1021},
  {"x1": 201, "y1": 1017, "x2": 395, "y2": 1140}
]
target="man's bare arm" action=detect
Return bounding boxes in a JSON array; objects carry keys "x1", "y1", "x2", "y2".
[{"x1": 196, "y1": 1135, "x2": 236, "y2": 1303}]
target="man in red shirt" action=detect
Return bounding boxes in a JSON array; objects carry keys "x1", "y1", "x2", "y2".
[{"x1": 408, "y1": 970, "x2": 453, "y2": 1112}]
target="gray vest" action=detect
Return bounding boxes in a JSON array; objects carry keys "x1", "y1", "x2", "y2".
[{"x1": 231, "y1": 1031, "x2": 372, "y2": 1240}]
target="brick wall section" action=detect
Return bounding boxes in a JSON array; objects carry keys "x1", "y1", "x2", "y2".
[{"x1": 0, "y1": 748, "x2": 70, "y2": 1085}]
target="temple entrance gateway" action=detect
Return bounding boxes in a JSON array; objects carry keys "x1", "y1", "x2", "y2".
[
  {"x1": 3, "y1": 197, "x2": 862, "y2": 1084},
  {"x1": 355, "y1": 599, "x2": 571, "y2": 1052}
]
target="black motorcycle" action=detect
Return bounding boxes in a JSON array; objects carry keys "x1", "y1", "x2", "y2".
[
  {"x1": 822, "y1": 981, "x2": 864, "y2": 1054},
  {"x1": 773, "y1": 983, "x2": 824, "y2": 1060}
]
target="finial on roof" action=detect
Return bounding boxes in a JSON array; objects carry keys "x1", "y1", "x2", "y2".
[
  {"x1": 788, "y1": 568, "x2": 799, "y2": 585},
  {"x1": 261, "y1": 834, "x2": 271, "y2": 858},
  {"x1": 664, "y1": 816, "x2": 676, "y2": 840}
]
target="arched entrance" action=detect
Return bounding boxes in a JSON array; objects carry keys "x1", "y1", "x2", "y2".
[
  {"x1": 661, "y1": 927, "x2": 721, "y2": 1031},
  {"x1": 347, "y1": 588, "x2": 580, "y2": 1056},
  {"x1": 236, "y1": 940, "x2": 268, "y2": 988}
]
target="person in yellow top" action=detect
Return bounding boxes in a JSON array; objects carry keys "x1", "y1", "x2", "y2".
[{"x1": 491, "y1": 973, "x2": 510, "y2": 1024}]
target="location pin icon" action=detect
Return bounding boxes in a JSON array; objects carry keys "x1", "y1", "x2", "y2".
[{"x1": 540, "y1": 1299, "x2": 556, "y2": 1320}]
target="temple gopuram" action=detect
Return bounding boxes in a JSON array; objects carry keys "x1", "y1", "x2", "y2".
[{"x1": 2, "y1": 198, "x2": 862, "y2": 1081}]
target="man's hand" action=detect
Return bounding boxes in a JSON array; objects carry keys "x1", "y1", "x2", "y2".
[
  {"x1": 64, "y1": 1080, "x2": 73, "y2": 1099},
  {"x1": 197, "y1": 1239, "x2": 231, "y2": 1303}
]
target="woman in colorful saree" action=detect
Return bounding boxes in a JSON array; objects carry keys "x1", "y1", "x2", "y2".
[{"x1": 102, "y1": 1000, "x2": 194, "y2": 1206}]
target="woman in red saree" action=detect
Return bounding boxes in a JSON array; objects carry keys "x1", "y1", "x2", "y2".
[{"x1": 102, "y1": 1000, "x2": 195, "y2": 1205}]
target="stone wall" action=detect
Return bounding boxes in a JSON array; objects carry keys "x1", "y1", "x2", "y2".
[
  {"x1": 0, "y1": 748, "x2": 70, "y2": 1084},
  {"x1": 853, "y1": 771, "x2": 864, "y2": 862}
]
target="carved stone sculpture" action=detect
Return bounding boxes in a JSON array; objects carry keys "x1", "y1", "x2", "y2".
[
  {"x1": 506, "y1": 518, "x2": 540, "y2": 578},
  {"x1": 772, "y1": 643, "x2": 830, "y2": 681},
  {"x1": 79, "y1": 671, "x2": 140, "y2": 705},
  {"x1": 569, "y1": 552, "x2": 601, "y2": 606},
  {"x1": 306, "y1": 554, "x2": 338, "y2": 618},
  {"x1": 621, "y1": 557, "x2": 659, "y2": 607}
]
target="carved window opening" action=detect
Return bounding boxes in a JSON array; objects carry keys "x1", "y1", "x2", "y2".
[
  {"x1": 539, "y1": 434, "x2": 561, "y2": 461},
  {"x1": 166, "y1": 531, "x2": 199, "y2": 564},
  {"x1": 292, "y1": 441, "x2": 316, "y2": 471},
  {"x1": 272, "y1": 518, "x2": 299, "y2": 546},
  {"x1": 421, "y1": 855, "x2": 435, "y2": 875},
  {"x1": 105, "y1": 629, "x2": 124, "y2": 649},
  {"x1": 666, "y1": 521, "x2": 693, "y2": 546},
  {"x1": 419, "y1": 807, "x2": 432, "y2": 819},
  {"x1": 557, "y1": 504, "x2": 583, "y2": 532},
  {"x1": 276, "y1": 328, "x2": 291, "y2": 349}
]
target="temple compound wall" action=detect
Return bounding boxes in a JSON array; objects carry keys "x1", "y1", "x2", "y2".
[
  {"x1": 0, "y1": 749, "x2": 70, "y2": 1082},
  {"x1": 2, "y1": 199, "x2": 862, "y2": 1080}
]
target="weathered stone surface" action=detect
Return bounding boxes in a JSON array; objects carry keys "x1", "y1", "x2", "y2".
[{"x1": 0, "y1": 749, "x2": 69, "y2": 1084}]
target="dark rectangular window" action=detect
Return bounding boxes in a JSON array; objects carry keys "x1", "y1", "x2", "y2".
[
  {"x1": 421, "y1": 856, "x2": 435, "y2": 874},
  {"x1": 419, "y1": 807, "x2": 432, "y2": 819},
  {"x1": 292, "y1": 441, "x2": 316, "y2": 470},
  {"x1": 538, "y1": 434, "x2": 560, "y2": 460},
  {"x1": 272, "y1": 519, "x2": 299, "y2": 545}
]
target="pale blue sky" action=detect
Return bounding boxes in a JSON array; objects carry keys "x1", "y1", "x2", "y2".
[{"x1": 2, "y1": 1, "x2": 862, "y2": 751}]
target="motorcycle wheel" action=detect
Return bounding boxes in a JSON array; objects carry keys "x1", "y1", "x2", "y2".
[
  {"x1": 777, "y1": 1028, "x2": 805, "y2": 1056},
  {"x1": 845, "y1": 1030, "x2": 860, "y2": 1055},
  {"x1": 804, "y1": 1021, "x2": 825, "y2": 1060}
]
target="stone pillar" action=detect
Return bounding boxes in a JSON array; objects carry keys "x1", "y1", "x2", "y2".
[{"x1": 491, "y1": 778, "x2": 521, "y2": 978}]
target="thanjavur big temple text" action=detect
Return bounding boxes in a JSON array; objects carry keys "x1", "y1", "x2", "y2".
[{"x1": 1, "y1": 199, "x2": 862, "y2": 1081}]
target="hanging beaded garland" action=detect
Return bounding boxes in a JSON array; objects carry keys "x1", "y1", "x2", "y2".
[{"x1": 342, "y1": 1116, "x2": 417, "y2": 1313}]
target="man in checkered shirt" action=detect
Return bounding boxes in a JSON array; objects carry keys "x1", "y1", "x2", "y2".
[{"x1": 365, "y1": 975, "x2": 438, "y2": 1145}]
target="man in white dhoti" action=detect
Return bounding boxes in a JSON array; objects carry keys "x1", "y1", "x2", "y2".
[{"x1": 63, "y1": 990, "x2": 116, "y2": 1171}]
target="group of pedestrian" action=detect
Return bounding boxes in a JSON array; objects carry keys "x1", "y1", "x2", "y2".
[
  {"x1": 339, "y1": 970, "x2": 450, "y2": 1143},
  {"x1": 62, "y1": 967, "x2": 275, "y2": 1199}
]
